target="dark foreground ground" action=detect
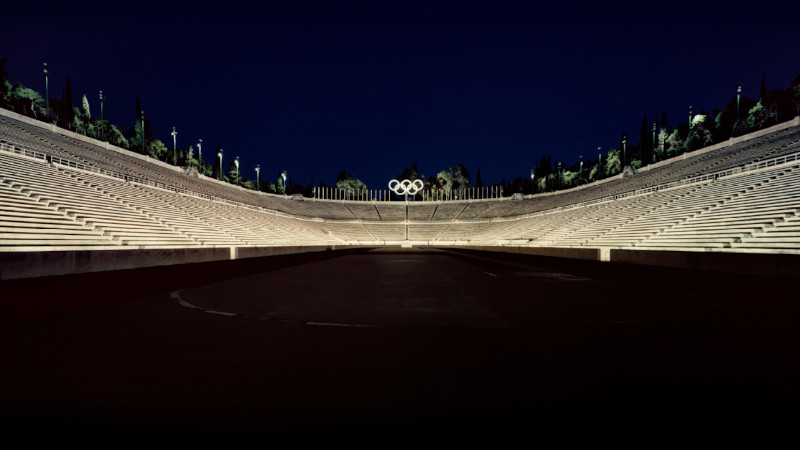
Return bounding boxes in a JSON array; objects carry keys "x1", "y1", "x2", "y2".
[{"x1": 0, "y1": 247, "x2": 798, "y2": 440}]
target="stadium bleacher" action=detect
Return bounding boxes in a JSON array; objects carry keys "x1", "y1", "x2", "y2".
[{"x1": 2, "y1": 107, "x2": 800, "y2": 278}]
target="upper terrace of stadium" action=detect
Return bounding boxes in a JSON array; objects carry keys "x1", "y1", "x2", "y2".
[{"x1": 1, "y1": 107, "x2": 800, "y2": 224}]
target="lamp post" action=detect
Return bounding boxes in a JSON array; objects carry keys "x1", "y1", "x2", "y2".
[
  {"x1": 255, "y1": 164, "x2": 260, "y2": 191},
  {"x1": 197, "y1": 139, "x2": 203, "y2": 173},
  {"x1": 530, "y1": 169, "x2": 535, "y2": 195},
  {"x1": 621, "y1": 133, "x2": 627, "y2": 168},
  {"x1": 43, "y1": 63, "x2": 49, "y2": 121},
  {"x1": 579, "y1": 155, "x2": 583, "y2": 183},
  {"x1": 557, "y1": 161, "x2": 562, "y2": 190},
  {"x1": 735, "y1": 85, "x2": 742, "y2": 135},
  {"x1": 597, "y1": 147, "x2": 602, "y2": 179},
  {"x1": 234, "y1": 156, "x2": 240, "y2": 185},
  {"x1": 652, "y1": 121, "x2": 657, "y2": 163},
  {"x1": 140, "y1": 111, "x2": 146, "y2": 155},
  {"x1": 171, "y1": 127, "x2": 178, "y2": 165},
  {"x1": 281, "y1": 170, "x2": 287, "y2": 195},
  {"x1": 217, "y1": 148, "x2": 223, "y2": 180},
  {"x1": 98, "y1": 90, "x2": 105, "y2": 141}
]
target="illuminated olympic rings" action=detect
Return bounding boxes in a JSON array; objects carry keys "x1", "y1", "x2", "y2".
[{"x1": 388, "y1": 179, "x2": 424, "y2": 196}]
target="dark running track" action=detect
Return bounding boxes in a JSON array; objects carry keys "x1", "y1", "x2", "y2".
[{"x1": 0, "y1": 247, "x2": 798, "y2": 439}]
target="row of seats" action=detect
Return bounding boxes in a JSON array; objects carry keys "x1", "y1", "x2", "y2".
[
  {"x1": 446, "y1": 164, "x2": 800, "y2": 251},
  {"x1": 2, "y1": 110, "x2": 800, "y2": 253},
  {"x1": 3, "y1": 148, "x2": 799, "y2": 252},
  {"x1": 3, "y1": 112, "x2": 800, "y2": 222}
]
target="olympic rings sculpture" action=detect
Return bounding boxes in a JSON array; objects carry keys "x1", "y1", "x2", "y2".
[{"x1": 388, "y1": 178, "x2": 424, "y2": 196}]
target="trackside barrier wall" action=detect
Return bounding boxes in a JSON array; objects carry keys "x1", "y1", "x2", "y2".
[
  {"x1": 609, "y1": 249, "x2": 800, "y2": 279},
  {"x1": 0, "y1": 246, "x2": 343, "y2": 280},
  {"x1": 453, "y1": 245, "x2": 799, "y2": 279},
  {"x1": 453, "y1": 245, "x2": 602, "y2": 261}
]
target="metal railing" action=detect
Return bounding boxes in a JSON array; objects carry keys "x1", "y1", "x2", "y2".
[
  {"x1": 312, "y1": 185, "x2": 504, "y2": 202},
  {"x1": 0, "y1": 140, "x2": 47, "y2": 161}
]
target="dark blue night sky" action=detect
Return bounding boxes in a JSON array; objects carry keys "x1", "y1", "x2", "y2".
[{"x1": 2, "y1": 0, "x2": 798, "y2": 188}]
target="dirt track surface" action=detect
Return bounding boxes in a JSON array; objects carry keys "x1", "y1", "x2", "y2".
[{"x1": 1, "y1": 248, "x2": 798, "y2": 440}]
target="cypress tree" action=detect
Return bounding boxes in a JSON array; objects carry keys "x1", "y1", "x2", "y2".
[
  {"x1": 475, "y1": 168, "x2": 484, "y2": 188},
  {"x1": 0, "y1": 57, "x2": 8, "y2": 107},
  {"x1": 639, "y1": 114, "x2": 649, "y2": 165},
  {"x1": 81, "y1": 94, "x2": 90, "y2": 119},
  {"x1": 60, "y1": 78, "x2": 73, "y2": 129}
]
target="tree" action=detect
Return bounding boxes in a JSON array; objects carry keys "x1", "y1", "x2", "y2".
[
  {"x1": 397, "y1": 163, "x2": 419, "y2": 181},
  {"x1": 453, "y1": 163, "x2": 471, "y2": 190},
  {"x1": 639, "y1": 114, "x2": 650, "y2": 165},
  {"x1": 147, "y1": 139, "x2": 168, "y2": 161},
  {"x1": 0, "y1": 57, "x2": 9, "y2": 107},
  {"x1": 535, "y1": 155, "x2": 552, "y2": 179},
  {"x1": 746, "y1": 100, "x2": 772, "y2": 131},
  {"x1": 108, "y1": 124, "x2": 129, "y2": 148},
  {"x1": 791, "y1": 74, "x2": 800, "y2": 117},
  {"x1": 664, "y1": 129, "x2": 683, "y2": 157},
  {"x1": 81, "y1": 94, "x2": 91, "y2": 119},
  {"x1": 660, "y1": 112, "x2": 669, "y2": 130},
  {"x1": 73, "y1": 113, "x2": 85, "y2": 134},
  {"x1": 689, "y1": 114, "x2": 714, "y2": 150},
  {"x1": 763, "y1": 87, "x2": 794, "y2": 124},
  {"x1": 227, "y1": 159, "x2": 241, "y2": 185},
  {"x1": 475, "y1": 168, "x2": 484, "y2": 188},
  {"x1": 275, "y1": 174, "x2": 286, "y2": 195},
  {"x1": 713, "y1": 97, "x2": 739, "y2": 141},
  {"x1": 8, "y1": 84, "x2": 45, "y2": 118},
  {"x1": 335, "y1": 170, "x2": 367, "y2": 199},
  {"x1": 605, "y1": 148, "x2": 622, "y2": 176},
  {"x1": 130, "y1": 120, "x2": 145, "y2": 154},
  {"x1": 59, "y1": 78, "x2": 73, "y2": 129},
  {"x1": 436, "y1": 169, "x2": 454, "y2": 193},
  {"x1": 657, "y1": 128, "x2": 669, "y2": 160},
  {"x1": 596, "y1": 153, "x2": 605, "y2": 180}
]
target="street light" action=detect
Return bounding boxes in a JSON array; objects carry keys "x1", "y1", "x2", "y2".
[
  {"x1": 217, "y1": 148, "x2": 223, "y2": 180},
  {"x1": 557, "y1": 161, "x2": 562, "y2": 190},
  {"x1": 255, "y1": 164, "x2": 261, "y2": 191},
  {"x1": 140, "y1": 111, "x2": 146, "y2": 154},
  {"x1": 171, "y1": 127, "x2": 178, "y2": 165},
  {"x1": 652, "y1": 121, "x2": 657, "y2": 163},
  {"x1": 735, "y1": 85, "x2": 742, "y2": 135},
  {"x1": 621, "y1": 133, "x2": 627, "y2": 168},
  {"x1": 579, "y1": 155, "x2": 583, "y2": 183},
  {"x1": 197, "y1": 139, "x2": 203, "y2": 173},
  {"x1": 234, "y1": 156, "x2": 240, "y2": 185},
  {"x1": 530, "y1": 169, "x2": 535, "y2": 195},
  {"x1": 281, "y1": 170, "x2": 287, "y2": 195},
  {"x1": 98, "y1": 90, "x2": 105, "y2": 140},
  {"x1": 598, "y1": 147, "x2": 602, "y2": 179},
  {"x1": 43, "y1": 63, "x2": 50, "y2": 121}
]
